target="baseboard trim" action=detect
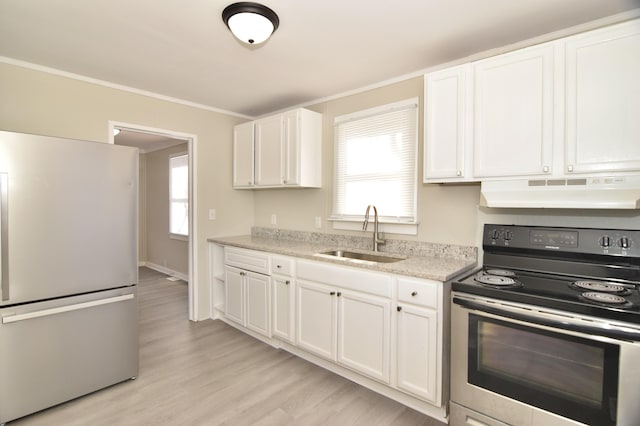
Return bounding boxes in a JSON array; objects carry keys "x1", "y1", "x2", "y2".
[{"x1": 141, "y1": 262, "x2": 189, "y2": 282}]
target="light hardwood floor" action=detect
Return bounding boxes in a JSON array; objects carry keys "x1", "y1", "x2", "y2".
[{"x1": 12, "y1": 267, "x2": 445, "y2": 425}]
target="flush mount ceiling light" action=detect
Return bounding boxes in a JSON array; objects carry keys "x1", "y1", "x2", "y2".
[{"x1": 222, "y1": 2, "x2": 279, "y2": 45}]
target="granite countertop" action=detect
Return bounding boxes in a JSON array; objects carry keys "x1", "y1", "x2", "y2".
[{"x1": 208, "y1": 228, "x2": 478, "y2": 282}]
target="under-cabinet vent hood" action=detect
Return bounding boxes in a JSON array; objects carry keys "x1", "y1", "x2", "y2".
[{"x1": 480, "y1": 175, "x2": 640, "y2": 209}]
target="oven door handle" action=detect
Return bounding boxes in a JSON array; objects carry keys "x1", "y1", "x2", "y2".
[{"x1": 453, "y1": 296, "x2": 640, "y2": 342}]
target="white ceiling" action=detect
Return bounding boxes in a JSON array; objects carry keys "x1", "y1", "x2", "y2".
[{"x1": 0, "y1": 1, "x2": 638, "y2": 117}]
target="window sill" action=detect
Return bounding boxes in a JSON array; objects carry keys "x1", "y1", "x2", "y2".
[
  {"x1": 169, "y1": 233, "x2": 188, "y2": 241},
  {"x1": 329, "y1": 218, "x2": 418, "y2": 236}
]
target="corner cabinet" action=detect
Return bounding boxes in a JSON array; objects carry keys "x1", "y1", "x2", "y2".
[
  {"x1": 564, "y1": 19, "x2": 640, "y2": 175},
  {"x1": 232, "y1": 108, "x2": 322, "y2": 189}
]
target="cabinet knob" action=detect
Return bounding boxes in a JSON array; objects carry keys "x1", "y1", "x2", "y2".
[
  {"x1": 285, "y1": 280, "x2": 290, "y2": 285},
  {"x1": 567, "y1": 165, "x2": 574, "y2": 173},
  {"x1": 276, "y1": 265, "x2": 282, "y2": 269},
  {"x1": 282, "y1": 179, "x2": 287, "y2": 184},
  {"x1": 330, "y1": 291, "x2": 336, "y2": 295},
  {"x1": 397, "y1": 306, "x2": 402, "y2": 312},
  {"x1": 543, "y1": 165, "x2": 549, "y2": 173},
  {"x1": 411, "y1": 291, "x2": 418, "y2": 297},
  {"x1": 456, "y1": 170, "x2": 462, "y2": 177},
  {"x1": 337, "y1": 292, "x2": 342, "y2": 297},
  {"x1": 240, "y1": 271, "x2": 246, "y2": 276},
  {"x1": 248, "y1": 180, "x2": 252, "y2": 185}
]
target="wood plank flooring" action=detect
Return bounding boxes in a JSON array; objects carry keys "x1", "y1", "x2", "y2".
[{"x1": 11, "y1": 267, "x2": 445, "y2": 425}]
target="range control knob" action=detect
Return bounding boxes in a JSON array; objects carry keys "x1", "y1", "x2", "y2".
[
  {"x1": 599, "y1": 236, "x2": 611, "y2": 248},
  {"x1": 490, "y1": 229, "x2": 500, "y2": 240},
  {"x1": 618, "y1": 237, "x2": 630, "y2": 249}
]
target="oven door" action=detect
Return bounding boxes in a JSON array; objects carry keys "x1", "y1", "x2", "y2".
[{"x1": 451, "y1": 293, "x2": 640, "y2": 426}]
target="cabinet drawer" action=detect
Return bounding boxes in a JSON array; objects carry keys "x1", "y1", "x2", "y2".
[
  {"x1": 397, "y1": 277, "x2": 439, "y2": 309},
  {"x1": 271, "y1": 256, "x2": 294, "y2": 276},
  {"x1": 224, "y1": 247, "x2": 270, "y2": 275}
]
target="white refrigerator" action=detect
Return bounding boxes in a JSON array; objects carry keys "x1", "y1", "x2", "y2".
[{"x1": 0, "y1": 131, "x2": 138, "y2": 424}]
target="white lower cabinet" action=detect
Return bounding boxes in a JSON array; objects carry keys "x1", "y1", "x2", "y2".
[
  {"x1": 224, "y1": 262, "x2": 271, "y2": 338},
  {"x1": 224, "y1": 266, "x2": 244, "y2": 325},
  {"x1": 395, "y1": 277, "x2": 442, "y2": 405},
  {"x1": 296, "y1": 280, "x2": 392, "y2": 384},
  {"x1": 296, "y1": 280, "x2": 336, "y2": 360},
  {"x1": 211, "y1": 247, "x2": 448, "y2": 416},
  {"x1": 272, "y1": 275, "x2": 295, "y2": 342},
  {"x1": 396, "y1": 304, "x2": 438, "y2": 403},
  {"x1": 338, "y1": 289, "x2": 391, "y2": 384}
]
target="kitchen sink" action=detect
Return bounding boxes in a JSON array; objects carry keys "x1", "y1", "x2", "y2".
[{"x1": 316, "y1": 250, "x2": 405, "y2": 264}]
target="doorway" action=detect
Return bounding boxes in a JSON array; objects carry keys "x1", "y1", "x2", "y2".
[{"x1": 109, "y1": 121, "x2": 198, "y2": 321}]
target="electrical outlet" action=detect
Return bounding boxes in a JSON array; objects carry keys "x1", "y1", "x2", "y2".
[
  {"x1": 271, "y1": 214, "x2": 277, "y2": 225},
  {"x1": 314, "y1": 216, "x2": 322, "y2": 229},
  {"x1": 209, "y1": 209, "x2": 216, "y2": 220}
]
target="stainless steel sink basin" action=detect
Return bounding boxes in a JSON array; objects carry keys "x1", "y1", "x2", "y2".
[{"x1": 317, "y1": 250, "x2": 405, "y2": 264}]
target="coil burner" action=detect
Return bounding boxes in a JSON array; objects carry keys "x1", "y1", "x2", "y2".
[
  {"x1": 485, "y1": 269, "x2": 517, "y2": 277},
  {"x1": 571, "y1": 280, "x2": 630, "y2": 295},
  {"x1": 474, "y1": 273, "x2": 522, "y2": 288},
  {"x1": 580, "y1": 291, "x2": 632, "y2": 308}
]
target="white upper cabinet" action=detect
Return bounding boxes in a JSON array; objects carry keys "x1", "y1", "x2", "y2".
[
  {"x1": 564, "y1": 20, "x2": 640, "y2": 174},
  {"x1": 424, "y1": 64, "x2": 473, "y2": 182},
  {"x1": 233, "y1": 108, "x2": 322, "y2": 189},
  {"x1": 232, "y1": 121, "x2": 255, "y2": 188},
  {"x1": 255, "y1": 114, "x2": 284, "y2": 186},
  {"x1": 473, "y1": 42, "x2": 555, "y2": 178}
]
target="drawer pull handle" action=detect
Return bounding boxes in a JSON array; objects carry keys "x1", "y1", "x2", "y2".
[
  {"x1": 411, "y1": 291, "x2": 418, "y2": 296},
  {"x1": 330, "y1": 291, "x2": 336, "y2": 295},
  {"x1": 397, "y1": 306, "x2": 402, "y2": 312},
  {"x1": 285, "y1": 280, "x2": 290, "y2": 285},
  {"x1": 337, "y1": 292, "x2": 342, "y2": 297}
]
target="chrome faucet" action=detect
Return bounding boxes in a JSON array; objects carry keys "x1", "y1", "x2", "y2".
[{"x1": 363, "y1": 205, "x2": 385, "y2": 252}]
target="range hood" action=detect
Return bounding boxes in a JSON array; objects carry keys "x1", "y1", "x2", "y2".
[{"x1": 480, "y1": 175, "x2": 640, "y2": 209}]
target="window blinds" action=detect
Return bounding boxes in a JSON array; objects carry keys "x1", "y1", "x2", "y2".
[{"x1": 332, "y1": 100, "x2": 418, "y2": 223}]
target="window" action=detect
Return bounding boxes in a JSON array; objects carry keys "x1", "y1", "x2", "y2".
[
  {"x1": 169, "y1": 153, "x2": 188, "y2": 237},
  {"x1": 331, "y1": 98, "x2": 418, "y2": 233}
]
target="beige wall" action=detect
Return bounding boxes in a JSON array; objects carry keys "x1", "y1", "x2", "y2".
[
  {"x1": 142, "y1": 144, "x2": 189, "y2": 275},
  {"x1": 2, "y1": 60, "x2": 638, "y2": 320},
  {"x1": 254, "y1": 77, "x2": 482, "y2": 246},
  {"x1": 0, "y1": 62, "x2": 255, "y2": 320}
]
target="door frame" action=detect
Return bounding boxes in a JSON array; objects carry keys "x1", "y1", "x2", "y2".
[{"x1": 108, "y1": 120, "x2": 198, "y2": 321}]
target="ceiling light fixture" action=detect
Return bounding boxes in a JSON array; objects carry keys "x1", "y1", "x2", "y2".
[{"x1": 222, "y1": 2, "x2": 279, "y2": 45}]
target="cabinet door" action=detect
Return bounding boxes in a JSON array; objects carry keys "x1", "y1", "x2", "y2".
[
  {"x1": 224, "y1": 267, "x2": 244, "y2": 325},
  {"x1": 396, "y1": 304, "x2": 439, "y2": 404},
  {"x1": 565, "y1": 20, "x2": 640, "y2": 174},
  {"x1": 424, "y1": 64, "x2": 472, "y2": 181},
  {"x1": 245, "y1": 272, "x2": 271, "y2": 337},
  {"x1": 337, "y1": 290, "x2": 391, "y2": 383},
  {"x1": 283, "y1": 110, "x2": 301, "y2": 186},
  {"x1": 272, "y1": 275, "x2": 294, "y2": 342},
  {"x1": 296, "y1": 280, "x2": 336, "y2": 361},
  {"x1": 474, "y1": 43, "x2": 555, "y2": 177},
  {"x1": 255, "y1": 115, "x2": 284, "y2": 186},
  {"x1": 232, "y1": 122, "x2": 255, "y2": 188}
]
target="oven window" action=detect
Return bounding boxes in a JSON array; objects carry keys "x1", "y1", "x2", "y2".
[{"x1": 468, "y1": 314, "x2": 619, "y2": 425}]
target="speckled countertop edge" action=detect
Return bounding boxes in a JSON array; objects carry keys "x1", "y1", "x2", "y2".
[{"x1": 208, "y1": 229, "x2": 478, "y2": 282}]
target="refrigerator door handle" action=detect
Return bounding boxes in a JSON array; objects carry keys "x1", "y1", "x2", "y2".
[
  {"x1": 0, "y1": 172, "x2": 8, "y2": 301},
  {"x1": 1, "y1": 293, "x2": 134, "y2": 324}
]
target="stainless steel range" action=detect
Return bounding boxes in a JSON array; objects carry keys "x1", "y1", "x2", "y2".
[{"x1": 450, "y1": 224, "x2": 640, "y2": 426}]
